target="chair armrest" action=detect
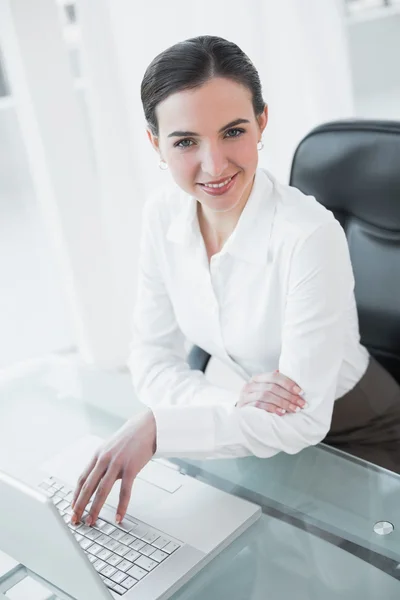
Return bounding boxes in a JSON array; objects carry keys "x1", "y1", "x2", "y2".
[{"x1": 187, "y1": 345, "x2": 211, "y2": 373}]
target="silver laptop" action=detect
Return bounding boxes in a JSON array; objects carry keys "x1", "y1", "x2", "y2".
[{"x1": 0, "y1": 436, "x2": 260, "y2": 600}]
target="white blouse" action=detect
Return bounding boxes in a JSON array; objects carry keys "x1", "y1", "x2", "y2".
[{"x1": 128, "y1": 168, "x2": 369, "y2": 459}]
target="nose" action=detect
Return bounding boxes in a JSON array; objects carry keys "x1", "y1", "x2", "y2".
[{"x1": 200, "y1": 143, "x2": 228, "y2": 179}]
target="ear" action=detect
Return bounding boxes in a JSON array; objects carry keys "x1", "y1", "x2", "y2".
[
  {"x1": 257, "y1": 104, "x2": 269, "y2": 135},
  {"x1": 146, "y1": 129, "x2": 161, "y2": 154}
]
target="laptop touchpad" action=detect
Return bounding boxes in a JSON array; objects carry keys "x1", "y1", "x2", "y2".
[{"x1": 136, "y1": 461, "x2": 182, "y2": 493}]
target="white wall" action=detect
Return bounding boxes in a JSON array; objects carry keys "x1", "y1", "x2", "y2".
[{"x1": 348, "y1": 12, "x2": 400, "y2": 119}]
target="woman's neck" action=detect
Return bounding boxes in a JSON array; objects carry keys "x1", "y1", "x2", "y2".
[
  {"x1": 197, "y1": 204, "x2": 241, "y2": 252},
  {"x1": 197, "y1": 175, "x2": 255, "y2": 254}
]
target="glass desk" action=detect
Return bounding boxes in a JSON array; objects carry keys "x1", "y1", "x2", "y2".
[{"x1": 1, "y1": 354, "x2": 400, "y2": 599}]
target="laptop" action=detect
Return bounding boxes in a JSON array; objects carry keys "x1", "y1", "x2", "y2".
[{"x1": 0, "y1": 435, "x2": 261, "y2": 600}]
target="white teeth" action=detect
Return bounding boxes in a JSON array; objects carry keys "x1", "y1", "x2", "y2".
[{"x1": 203, "y1": 176, "x2": 232, "y2": 189}]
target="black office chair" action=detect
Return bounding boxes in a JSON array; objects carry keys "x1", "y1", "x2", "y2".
[{"x1": 187, "y1": 120, "x2": 400, "y2": 385}]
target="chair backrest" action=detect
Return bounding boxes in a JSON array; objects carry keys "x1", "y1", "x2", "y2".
[{"x1": 290, "y1": 120, "x2": 400, "y2": 384}]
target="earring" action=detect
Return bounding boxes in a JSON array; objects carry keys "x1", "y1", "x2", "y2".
[
  {"x1": 159, "y1": 159, "x2": 168, "y2": 170},
  {"x1": 257, "y1": 140, "x2": 264, "y2": 151}
]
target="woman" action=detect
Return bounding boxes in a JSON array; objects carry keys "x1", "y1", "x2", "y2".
[{"x1": 71, "y1": 35, "x2": 400, "y2": 527}]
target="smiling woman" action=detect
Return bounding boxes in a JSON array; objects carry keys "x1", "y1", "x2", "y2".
[
  {"x1": 141, "y1": 37, "x2": 267, "y2": 230},
  {"x1": 70, "y1": 35, "x2": 400, "y2": 529},
  {"x1": 147, "y1": 81, "x2": 267, "y2": 226}
]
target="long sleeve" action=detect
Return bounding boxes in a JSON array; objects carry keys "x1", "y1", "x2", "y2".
[{"x1": 129, "y1": 196, "x2": 354, "y2": 459}]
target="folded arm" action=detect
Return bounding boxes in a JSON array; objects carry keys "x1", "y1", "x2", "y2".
[{"x1": 128, "y1": 206, "x2": 353, "y2": 459}]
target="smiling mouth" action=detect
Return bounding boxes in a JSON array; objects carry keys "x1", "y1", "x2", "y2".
[{"x1": 198, "y1": 173, "x2": 238, "y2": 189}]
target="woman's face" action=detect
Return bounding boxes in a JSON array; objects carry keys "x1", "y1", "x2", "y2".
[{"x1": 148, "y1": 77, "x2": 268, "y2": 214}]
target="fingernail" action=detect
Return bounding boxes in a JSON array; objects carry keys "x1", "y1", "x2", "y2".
[
  {"x1": 295, "y1": 406, "x2": 301, "y2": 413},
  {"x1": 85, "y1": 516, "x2": 92, "y2": 526},
  {"x1": 299, "y1": 390, "x2": 305, "y2": 397},
  {"x1": 278, "y1": 409, "x2": 286, "y2": 415},
  {"x1": 303, "y1": 401, "x2": 309, "y2": 408},
  {"x1": 116, "y1": 514, "x2": 121, "y2": 524},
  {"x1": 294, "y1": 386, "x2": 303, "y2": 395},
  {"x1": 71, "y1": 514, "x2": 77, "y2": 525}
]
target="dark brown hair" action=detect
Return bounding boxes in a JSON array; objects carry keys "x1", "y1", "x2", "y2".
[{"x1": 141, "y1": 35, "x2": 266, "y2": 136}]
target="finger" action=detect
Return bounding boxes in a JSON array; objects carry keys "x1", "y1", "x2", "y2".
[
  {"x1": 116, "y1": 472, "x2": 135, "y2": 524},
  {"x1": 252, "y1": 372, "x2": 304, "y2": 396},
  {"x1": 273, "y1": 372, "x2": 304, "y2": 396},
  {"x1": 71, "y1": 454, "x2": 98, "y2": 510},
  {"x1": 86, "y1": 466, "x2": 120, "y2": 525},
  {"x1": 242, "y1": 389, "x2": 304, "y2": 413},
  {"x1": 264, "y1": 392, "x2": 303, "y2": 413},
  {"x1": 72, "y1": 460, "x2": 107, "y2": 524},
  {"x1": 246, "y1": 383, "x2": 305, "y2": 407}
]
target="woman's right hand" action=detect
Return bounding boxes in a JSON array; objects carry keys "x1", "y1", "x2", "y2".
[{"x1": 237, "y1": 370, "x2": 307, "y2": 416}]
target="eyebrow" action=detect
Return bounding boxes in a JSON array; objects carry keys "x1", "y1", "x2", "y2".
[{"x1": 167, "y1": 118, "x2": 250, "y2": 138}]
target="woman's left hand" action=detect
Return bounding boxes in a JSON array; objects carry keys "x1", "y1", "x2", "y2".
[{"x1": 71, "y1": 408, "x2": 157, "y2": 526}]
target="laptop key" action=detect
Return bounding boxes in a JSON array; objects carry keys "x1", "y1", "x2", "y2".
[
  {"x1": 119, "y1": 533, "x2": 136, "y2": 545},
  {"x1": 104, "y1": 539, "x2": 120, "y2": 552},
  {"x1": 140, "y1": 544, "x2": 155, "y2": 557},
  {"x1": 93, "y1": 559, "x2": 107, "y2": 572},
  {"x1": 130, "y1": 524, "x2": 148, "y2": 539},
  {"x1": 100, "y1": 564, "x2": 117, "y2": 579},
  {"x1": 163, "y1": 541, "x2": 180, "y2": 554},
  {"x1": 114, "y1": 544, "x2": 130, "y2": 557},
  {"x1": 80, "y1": 538, "x2": 93, "y2": 551},
  {"x1": 129, "y1": 539, "x2": 145, "y2": 551},
  {"x1": 88, "y1": 543, "x2": 102, "y2": 556},
  {"x1": 150, "y1": 549, "x2": 168, "y2": 563},
  {"x1": 93, "y1": 518, "x2": 107, "y2": 530},
  {"x1": 141, "y1": 531, "x2": 159, "y2": 544},
  {"x1": 97, "y1": 548, "x2": 112, "y2": 561},
  {"x1": 121, "y1": 576, "x2": 137, "y2": 590},
  {"x1": 101, "y1": 524, "x2": 117, "y2": 536},
  {"x1": 95, "y1": 533, "x2": 112, "y2": 546},
  {"x1": 116, "y1": 559, "x2": 134, "y2": 572},
  {"x1": 127, "y1": 565, "x2": 147, "y2": 580},
  {"x1": 86, "y1": 529, "x2": 102, "y2": 541},
  {"x1": 79, "y1": 525, "x2": 92, "y2": 535},
  {"x1": 87, "y1": 554, "x2": 97, "y2": 564},
  {"x1": 113, "y1": 584, "x2": 127, "y2": 595},
  {"x1": 117, "y1": 518, "x2": 138, "y2": 533},
  {"x1": 106, "y1": 553, "x2": 123, "y2": 567},
  {"x1": 134, "y1": 556, "x2": 157, "y2": 571},
  {"x1": 52, "y1": 496, "x2": 63, "y2": 506},
  {"x1": 124, "y1": 550, "x2": 139, "y2": 563},
  {"x1": 152, "y1": 536, "x2": 169, "y2": 549},
  {"x1": 103, "y1": 578, "x2": 115, "y2": 589},
  {"x1": 111, "y1": 570, "x2": 127, "y2": 584},
  {"x1": 110, "y1": 529, "x2": 127, "y2": 541},
  {"x1": 57, "y1": 500, "x2": 70, "y2": 512}
]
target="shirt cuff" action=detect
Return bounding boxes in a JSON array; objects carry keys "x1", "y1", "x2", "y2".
[{"x1": 152, "y1": 402, "x2": 245, "y2": 458}]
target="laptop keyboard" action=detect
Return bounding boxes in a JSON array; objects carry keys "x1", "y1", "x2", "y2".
[{"x1": 39, "y1": 476, "x2": 182, "y2": 595}]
